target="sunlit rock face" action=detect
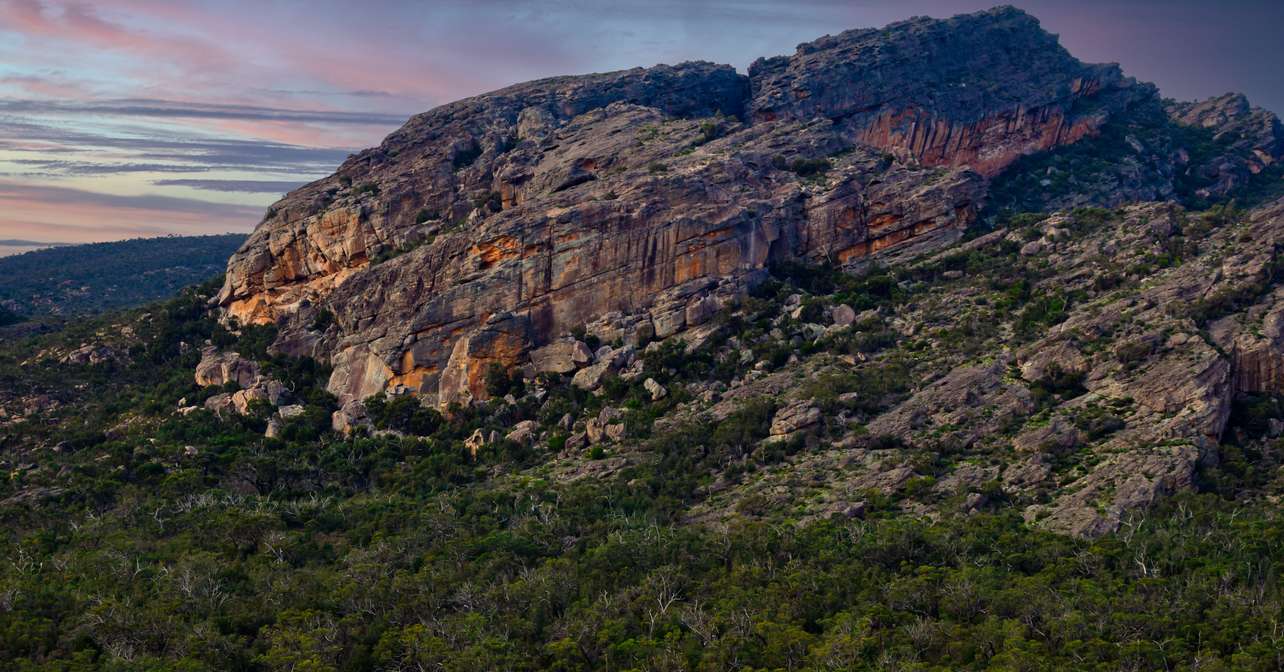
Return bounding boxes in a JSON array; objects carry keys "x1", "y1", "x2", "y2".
[{"x1": 216, "y1": 7, "x2": 1164, "y2": 408}]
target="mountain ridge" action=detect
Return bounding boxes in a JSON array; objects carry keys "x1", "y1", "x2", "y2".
[
  {"x1": 216, "y1": 5, "x2": 1255, "y2": 419},
  {"x1": 0, "y1": 234, "x2": 247, "y2": 318}
]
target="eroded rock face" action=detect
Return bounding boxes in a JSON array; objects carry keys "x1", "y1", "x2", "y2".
[
  {"x1": 747, "y1": 6, "x2": 1145, "y2": 177},
  {"x1": 217, "y1": 63, "x2": 749, "y2": 328},
  {"x1": 215, "y1": 7, "x2": 1211, "y2": 411},
  {"x1": 261, "y1": 106, "x2": 985, "y2": 409}
]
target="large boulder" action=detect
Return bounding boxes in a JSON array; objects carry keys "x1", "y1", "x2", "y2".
[
  {"x1": 194, "y1": 347, "x2": 261, "y2": 388},
  {"x1": 529, "y1": 338, "x2": 594, "y2": 374},
  {"x1": 767, "y1": 400, "x2": 822, "y2": 441}
]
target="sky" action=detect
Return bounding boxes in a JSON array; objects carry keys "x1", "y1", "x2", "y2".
[{"x1": 1, "y1": 0, "x2": 1281, "y2": 244}]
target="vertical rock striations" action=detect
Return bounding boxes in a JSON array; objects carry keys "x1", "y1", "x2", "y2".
[{"x1": 214, "y1": 6, "x2": 1271, "y2": 409}]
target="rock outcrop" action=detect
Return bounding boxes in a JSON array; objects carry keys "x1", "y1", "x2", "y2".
[
  {"x1": 213, "y1": 6, "x2": 1277, "y2": 414},
  {"x1": 748, "y1": 6, "x2": 1146, "y2": 177},
  {"x1": 194, "y1": 346, "x2": 261, "y2": 388},
  {"x1": 194, "y1": 347, "x2": 292, "y2": 417},
  {"x1": 1167, "y1": 93, "x2": 1284, "y2": 199}
]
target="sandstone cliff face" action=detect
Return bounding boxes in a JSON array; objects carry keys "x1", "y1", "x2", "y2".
[
  {"x1": 216, "y1": 62, "x2": 749, "y2": 327},
  {"x1": 313, "y1": 113, "x2": 982, "y2": 408},
  {"x1": 214, "y1": 6, "x2": 1261, "y2": 412}
]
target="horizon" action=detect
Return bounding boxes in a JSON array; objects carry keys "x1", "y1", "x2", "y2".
[{"x1": 2, "y1": 0, "x2": 1282, "y2": 244}]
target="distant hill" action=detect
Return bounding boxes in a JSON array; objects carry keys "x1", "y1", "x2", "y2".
[
  {"x1": 0, "y1": 234, "x2": 245, "y2": 318},
  {"x1": 0, "y1": 239, "x2": 66, "y2": 246}
]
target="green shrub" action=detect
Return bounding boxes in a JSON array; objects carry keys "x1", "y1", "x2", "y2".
[
  {"x1": 365, "y1": 394, "x2": 443, "y2": 435},
  {"x1": 483, "y1": 362, "x2": 524, "y2": 398}
]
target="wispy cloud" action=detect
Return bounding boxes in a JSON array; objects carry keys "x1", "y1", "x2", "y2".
[
  {"x1": 0, "y1": 98, "x2": 408, "y2": 125},
  {"x1": 0, "y1": 180, "x2": 264, "y2": 240},
  {"x1": 0, "y1": 117, "x2": 352, "y2": 173},
  {"x1": 153, "y1": 178, "x2": 304, "y2": 194}
]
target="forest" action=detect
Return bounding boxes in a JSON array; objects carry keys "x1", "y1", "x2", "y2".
[{"x1": 1, "y1": 251, "x2": 1282, "y2": 671}]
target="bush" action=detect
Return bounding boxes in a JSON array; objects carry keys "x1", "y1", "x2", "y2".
[
  {"x1": 788, "y1": 157, "x2": 831, "y2": 177},
  {"x1": 451, "y1": 142, "x2": 482, "y2": 170},
  {"x1": 484, "y1": 362, "x2": 523, "y2": 398},
  {"x1": 365, "y1": 394, "x2": 443, "y2": 435},
  {"x1": 310, "y1": 308, "x2": 335, "y2": 332},
  {"x1": 0, "y1": 305, "x2": 22, "y2": 326}
]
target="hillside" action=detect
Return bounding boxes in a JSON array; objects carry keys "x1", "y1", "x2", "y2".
[
  {"x1": 0, "y1": 234, "x2": 246, "y2": 319},
  {"x1": 4, "y1": 6, "x2": 1284, "y2": 671}
]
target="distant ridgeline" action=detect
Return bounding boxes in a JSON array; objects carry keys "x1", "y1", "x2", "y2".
[{"x1": 0, "y1": 234, "x2": 246, "y2": 320}]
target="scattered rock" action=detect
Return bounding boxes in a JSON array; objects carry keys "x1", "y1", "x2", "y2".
[{"x1": 60, "y1": 344, "x2": 120, "y2": 366}]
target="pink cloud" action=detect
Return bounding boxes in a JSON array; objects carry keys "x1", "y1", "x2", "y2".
[
  {"x1": 0, "y1": 180, "x2": 260, "y2": 241},
  {"x1": 199, "y1": 117, "x2": 388, "y2": 151},
  {"x1": 0, "y1": 0, "x2": 237, "y2": 89},
  {"x1": 0, "y1": 74, "x2": 91, "y2": 99}
]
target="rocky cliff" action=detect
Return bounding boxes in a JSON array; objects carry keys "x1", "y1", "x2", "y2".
[
  {"x1": 747, "y1": 7, "x2": 1144, "y2": 176},
  {"x1": 215, "y1": 6, "x2": 1281, "y2": 416}
]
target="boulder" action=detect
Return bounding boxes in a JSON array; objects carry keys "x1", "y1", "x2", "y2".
[
  {"x1": 830, "y1": 304, "x2": 856, "y2": 327},
  {"x1": 331, "y1": 400, "x2": 371, "y2": 435},
  {"x1": 644, "y1": 378, "x2": 668, "y2": 401},
  {"x1": 571, "y1": 346, "x2": 635, "y2": 391},
  {"x1": 564, "y1": 431, "x2": 588, "y2": 452},
  {"x1": 464, "y1": 428, "x2": 488, "y2": 458},
  {"x1": 571, "y1": 360, "x2": 613, "y2": 391},
  {"x1": 505, "y1": 420, "x2": 538, "y2": 445},
  {"x1": 529, "y1": 338, "x2": 594, "y2": 374},
  {"x1": 767, "y1": 400, "x2": 822, "y2": 440},
  {"x1": 194, "y1": 347, "x2": 261, "y2": 388}
]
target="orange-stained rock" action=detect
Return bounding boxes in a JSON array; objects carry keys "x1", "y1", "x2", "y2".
[
  {"x1": 215, "y1": 7, "x2": 1164, "y2": 408},
  {"x1": 748, "y1": 7, "x2": 1145, "y2": 177},
  {"x1": 436, "y1": 313, "x2": 530, "y2": 410}
]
